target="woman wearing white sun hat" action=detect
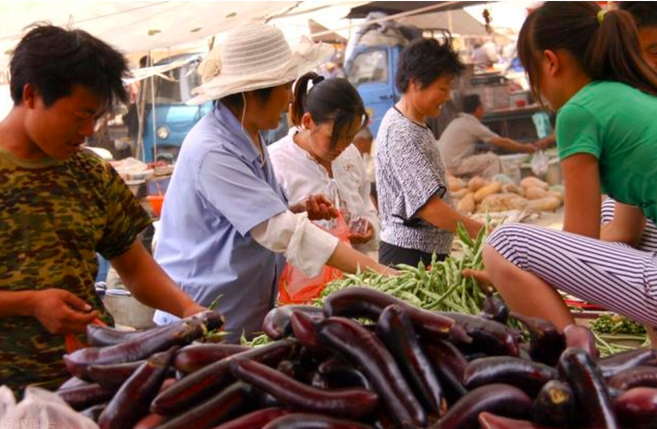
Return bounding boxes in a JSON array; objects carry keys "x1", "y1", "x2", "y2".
[{"x1": 153, "y1": 24, "x2": 395, "y2": 342}]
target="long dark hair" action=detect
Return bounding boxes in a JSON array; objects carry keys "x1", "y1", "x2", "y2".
[
  {"x1": 290, "y1": 72, "x2": 367, "y2": 149},
  {"x1": 518, "y1": 2, "x2": 657, "y2": 101}
]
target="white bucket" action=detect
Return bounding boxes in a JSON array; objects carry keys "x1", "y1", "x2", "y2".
[{"x1": 103, "y1": 289, "x2": 155, "y2": 330}]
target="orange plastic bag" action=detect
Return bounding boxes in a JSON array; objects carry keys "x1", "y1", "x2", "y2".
[
  {"x1": 65, "y1": 318, "x2": 107, "y2": 353},
  {"x1": 278, "y1": 212, "x2": 351, "y2": 304}
]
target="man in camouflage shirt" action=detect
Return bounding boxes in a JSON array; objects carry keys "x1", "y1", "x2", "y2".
[{"x1": 0, "y1": 25, "x2": 206, "y2": 394}]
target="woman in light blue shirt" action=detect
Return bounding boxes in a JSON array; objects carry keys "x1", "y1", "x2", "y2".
[{"x1": 153, "y1": 24, "x2": 393, "y2": 342}]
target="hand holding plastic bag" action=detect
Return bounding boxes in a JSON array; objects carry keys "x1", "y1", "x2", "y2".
[
  {"x1": 530, "y1": 150, "x2": 549, "y2": 176},
  {"x1": 278, "y1": 211, "x2": 351, "y2": 304},
  {"x1": 0, "y1": 386, "x2": 99, "y2": 429}
]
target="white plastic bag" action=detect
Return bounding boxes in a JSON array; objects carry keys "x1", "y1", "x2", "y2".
[
  {"x1": 0, "y1": 386, "x2": 16, "y2": 420},
  {"x1": 0, "y1": 386, "x2": 99, "y2": 429},
  {"x1": 531, "y1": 150, "x2": 549, "y2": 176}
]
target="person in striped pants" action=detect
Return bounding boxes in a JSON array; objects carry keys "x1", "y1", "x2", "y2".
[{"x1": 480, "y1": 2, "x2": 657, "y2": 353}]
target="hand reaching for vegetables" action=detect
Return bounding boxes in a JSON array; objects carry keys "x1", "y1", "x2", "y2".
[
  {"x1": 462, "y1": 268, "x2": 494, "y2": 292},
  {"x1": 32, "y1": 288, "x2": 99, "y2": 334}
]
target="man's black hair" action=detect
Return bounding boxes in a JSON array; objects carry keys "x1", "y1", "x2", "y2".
[
  {"x1": 395, "y1": 34, "x2": 465, "y2": 93},
  {"x1": 462, "y1": 94, "x2": 482, "y2": 114},
  {"x1": 10, "y1": 25, "x2": 130, "y2": 108}
]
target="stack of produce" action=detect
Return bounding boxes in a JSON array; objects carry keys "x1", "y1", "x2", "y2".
[
  {"x1": 448, "y1": 175, "x2": 564, "y2": 215},
  {"x1": 55, "y1": 287, "x2": 657, "y2": 428},
  {"x1": 317, "y1": 223, "x2": 490, "y2": 316}
]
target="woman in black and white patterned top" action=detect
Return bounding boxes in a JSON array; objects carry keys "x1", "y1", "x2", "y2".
[{"x1": 375, "y1": 37, "x2": 485, "y2": 267}]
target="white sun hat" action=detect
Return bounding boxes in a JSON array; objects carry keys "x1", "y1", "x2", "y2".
[{"x1": 187, "y1": 23, "x2": 334, "y2": 105}]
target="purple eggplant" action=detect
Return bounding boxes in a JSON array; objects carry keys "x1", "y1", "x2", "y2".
[
  {"x1": 87, "y1": 360, "x2": 144, "y2": 390},
  {"x1": 211, "y1": 407, "x2": 290, "y2": 429},
  {"x1": 511, "y1": 312, "x2": 566, "y2": 367},
  {"x1": 322, "y1": 287, "x2": 460, "y2": 341},
  {"x1": 530, "y1": 379, "x2": 576, "y2": 428},
  {"x1": 173, "y1": 343, "x2": 250, "y2": 374},
  {"x1": 599, "y1": 348, "x2": 657, "y2": 378},
  {"x1": 479, "y1": 412, "x2": 553, "y2": 429},
  {"x1": 375, "y1": 304, "x2": 444, "y2": 416},
  {"x1": 263, "y1": 305, "x2": 325, "y2": 340},
  {"x1": 97, "y1": 346, "x2": 177, "y2": 429},
  {"x1": 613, "y1": 387, "x2": 657, "y2": 429},
  {"x1": 64, "y1": 311, "x2": 223, "y2": 379},
  {"x1": 318, "y1": 316, "x2": 426, "y2": 428},
  {"x1": 86, "y1": 324, "x2": 152, "y2": 347},
  {"x1": 463, "y1": 356, "x2": 559, "y2": 397},
  {"x1": 608, "y1": 365, "x2": 657, "y2": 391},
  {"x1": 156, "y1": 381, "x2": 255, "y2": 429},
  {"x1": 262, "y1": 413, "x2": 375, "y2": 429},
  {"x1": 558, "y1": 347, "x2": 619, "y2": 428},
  {"x1": 56, "y1": 383, "x2": 115, "y2": 411},
  {"x1": 439, "y1": 312, "x2": 520, "y2": 357},
  {"x1": 424, "y1": 341, "x2": 468, "y2": 405},
  {"x1": 289, "y1": 310, "x2": 328, "y2": 357},
  {"x1": 151, "y1": 339, "x2": 296, "y2": 416},
  {"x1": 231, "y1": 359, "x2": 379, "y2": 420},
  {"x1": 481, "y1": 294, "x2": 509, "y2": 325},
  {"x1": 431, "y1": 384, "x2": 532, "y2": 429}
]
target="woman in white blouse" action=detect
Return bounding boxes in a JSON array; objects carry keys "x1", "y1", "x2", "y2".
[{"x1": 269, "y1": 72, "x2": 379, "y2": 253}]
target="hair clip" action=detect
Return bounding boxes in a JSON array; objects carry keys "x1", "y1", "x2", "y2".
[{"x1": 597, "y1": 9, "x2": 607, "y2": 25}]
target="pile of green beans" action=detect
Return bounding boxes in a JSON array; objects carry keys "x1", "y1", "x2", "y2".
[{"x1": 316, "y1": 222, "x2": 491, "y2": 315}]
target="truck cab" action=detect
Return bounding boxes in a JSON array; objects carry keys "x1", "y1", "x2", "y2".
[
  {"x1": 140, "y1": 54, "x2": 212, "y2": 162},
  {"x1": 345, "y1": 44, "x2": 403, "y2": 137}
]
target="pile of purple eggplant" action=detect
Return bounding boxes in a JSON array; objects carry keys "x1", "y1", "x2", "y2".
[{"x1": 57, "y1": 287, "x2": 657, "y2": 429}]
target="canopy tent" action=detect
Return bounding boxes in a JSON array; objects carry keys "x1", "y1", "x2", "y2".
[
  {"x1": 0, "y1": 1, "x2": 367, "y2": 71},
  {"x1": 398, "y1": 9, "x2": 488, "y2": 37},
  {"x1": 309, "y1": 19, "x2": 348, "y2": 44},
  {"x1": 345, "y1": 1, "x2": 485, "y2": 19}
]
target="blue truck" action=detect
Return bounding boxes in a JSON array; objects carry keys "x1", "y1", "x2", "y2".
[
  {"x1": 345, "y1": 44, "x2": 403, "y2": 137},
  {"x1": 139, "y1": 54, "x2": 212, "y2": 162}
]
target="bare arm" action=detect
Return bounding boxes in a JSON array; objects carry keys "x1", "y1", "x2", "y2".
[
  {"x1": 600, "y1": 201, "x2": 646, "y2": 247},
  {"x1": 326, "y1": 241, "x2": 397, "y2": 274},
  {"x1": 0, "y1": 289, "x2": 98, "y2": 334},
  {"x1": 110, "y1": 240, "x2": 205, "y2": 319},
  {"x1": 561, "y1": 154, "x2": 601, "y2": 238},
  {"x1": 416, "y1": 194, "x2": 484, "y2": 239},
  {"x1": 488, "y1": 136, "x2": 537, "y2": 154}
]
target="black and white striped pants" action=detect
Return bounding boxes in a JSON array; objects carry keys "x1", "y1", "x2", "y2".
[
  {"x1": 487, "y1": 223, "x2": 657, "y2": 327},
  {"x1": 601, "y1": 197, "x2": 657, "y2": 253}
]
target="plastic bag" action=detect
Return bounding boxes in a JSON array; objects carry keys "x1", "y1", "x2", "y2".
[
  {"x1": 0, "y1": 386, "x2": 16, "y2": 418},
  {"x1": 278, "y1": 211, "x2": 351, "y2": 304},
  {"x1": 0, "y1": 386, "x2": 99, "y2": 429},
  {"x1": 530, "y1": 150, "x2": 549, "y2": 177}
]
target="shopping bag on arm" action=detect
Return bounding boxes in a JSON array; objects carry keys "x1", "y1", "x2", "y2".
[{"x1": 278, "y1": 211, "x2": 351, "y2": 304}]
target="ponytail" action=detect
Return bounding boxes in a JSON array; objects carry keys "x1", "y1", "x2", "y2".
[
  {"x1": 518, "y1": 2, "x2": 657, "y2": 100},
  {"x1": 290, "y1": 72, "x2": 321, "y2": 127},
  {"x1": 588, "y1": 8, "x2": 657, "y2": 95}
]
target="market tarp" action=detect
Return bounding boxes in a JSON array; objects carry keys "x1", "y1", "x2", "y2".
[
  {"x1": 0, "y1": 1, "x2": 366, "y2": 70},
  {"x1": 399, "y1": 9, "x2": 488, "y2": 37}
]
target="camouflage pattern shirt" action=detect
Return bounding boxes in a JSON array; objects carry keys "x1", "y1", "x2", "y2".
[{"x1": 0, "y1": 146, "x2": 151, "y2": 392}]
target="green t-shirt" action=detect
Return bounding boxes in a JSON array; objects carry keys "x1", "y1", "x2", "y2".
[
  {"x1": 557, "y1": 81, "x2": 657, "y2": 223},
  {"x1": 0, "y1": 147, "x2": 151, "y2": 392}
]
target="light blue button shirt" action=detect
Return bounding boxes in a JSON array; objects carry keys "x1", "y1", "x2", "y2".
[{"x1": 153, "y1": 102, "x2": 288, "y2": 342}]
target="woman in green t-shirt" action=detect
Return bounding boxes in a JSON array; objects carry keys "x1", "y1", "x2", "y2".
[{"x1": 478, "y1": 2, "x2": 657, "y2": 354}]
